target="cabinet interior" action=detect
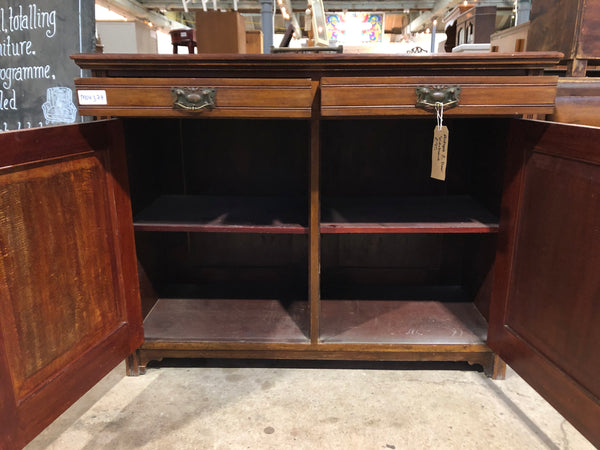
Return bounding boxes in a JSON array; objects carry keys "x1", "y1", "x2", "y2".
[{"x1": 123, "y1": 116, "x2": 510, "y2": 346}]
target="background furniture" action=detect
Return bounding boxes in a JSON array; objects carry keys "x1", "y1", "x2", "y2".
[
  {"x1": 169, "y1": 29, "x2": 196, "y2": 54},
  {"x1": 490, "y1": 22, "x2": 529, "y2": 53},
  {"x1": 527, "y1": 0, "x2": 600, "y2": 76},
  {"x1": 455, "y1": 6, "x2": 497, "y2": 46},
  {"x1": 245, "y1": 30, "x2": 263, "y2": 54},
  {"x1": 195, "y1": 11, "x2": 246, "y2": 54}
]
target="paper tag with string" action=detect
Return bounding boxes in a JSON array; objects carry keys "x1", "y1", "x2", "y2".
[{"x1": 431, "y1": 102, "x2": 449, "y2": 181}]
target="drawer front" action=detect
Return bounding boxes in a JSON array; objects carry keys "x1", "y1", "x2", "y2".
[
  {"x1": 321, "y1": 76, "x2": 558, "y2": 117},
  {"x1": 75, "y1": 78, "x2": 315, "y2": 118}
]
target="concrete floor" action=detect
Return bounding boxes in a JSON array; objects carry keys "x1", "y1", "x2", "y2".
[{"x1": 26, "y1": 360, "x2": 594, "y2": 450}]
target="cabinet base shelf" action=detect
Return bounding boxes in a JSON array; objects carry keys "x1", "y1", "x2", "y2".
[
  {"x1": 136, "y1": 296, "x2": 501, "y2": 376},
  {"x1": 140, "y1": 299, "x2": 491, "y2": 366},
  {"x1": 143, "y1": 298, "x2": 310, "y2": 344},
  {"x1": 321, "y1": 300, "x2": 487, "y2": 345}
]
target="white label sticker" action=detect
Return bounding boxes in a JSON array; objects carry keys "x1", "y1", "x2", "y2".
[{"x1": 77, "y1": 90, "x2": 108, "y2": 105}]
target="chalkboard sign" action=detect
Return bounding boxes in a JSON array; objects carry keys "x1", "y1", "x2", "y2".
[{"x1": 0, "y1": 0, "x2": 94, "y2": 132}]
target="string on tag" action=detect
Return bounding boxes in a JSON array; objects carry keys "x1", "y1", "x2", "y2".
[{"x1": 435, "y1": 101, "x2": 444, "y2": 131}]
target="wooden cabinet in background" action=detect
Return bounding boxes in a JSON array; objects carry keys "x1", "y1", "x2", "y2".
[
  {"x1": 455, "y1": 6, "x2": 497, "y2": 46},
  {"x1": 246, "y1": 30, "x2": 263, "y2": 54},
  {"x1": 195, "y1": 11, "x2": 246, "y2": 54},
  {"x1": 527, "y1": 0, "x2": 600, "y2": 75},
  {"x1": 1, "y1": 53, "x2": 599, "y2": 448}
]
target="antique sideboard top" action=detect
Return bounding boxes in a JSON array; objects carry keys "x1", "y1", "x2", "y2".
[
  {"x1": 72, "y1": 52, "x2": 563, "y2": 77},
  {"x1": 71, "y1": 52, "x2": 563, "y2": 119}
]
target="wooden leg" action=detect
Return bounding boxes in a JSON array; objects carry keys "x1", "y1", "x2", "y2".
[
  {"x1": 126, "y1": 351, "x2": 140, "y2": 376},
  {"x1": 483, "y1": 354, "x2": 506, "y2": 380},
  {"x1": 567, "y1": 58, "x2": 588, "y2": 77},
  {"x1": 125, "y1": 350, "x2": 148, "y2": 376},
  {"x1": 127, "y1": 350, "x2": 164, "y2": 376}
]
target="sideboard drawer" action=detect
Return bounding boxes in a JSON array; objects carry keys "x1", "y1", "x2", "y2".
[
  {"x1": 321, "y1": 76, "x2": 558, "y2": 117},
  {"x1": 75, "y1": 78, "x2": 315, "y2": 118}
]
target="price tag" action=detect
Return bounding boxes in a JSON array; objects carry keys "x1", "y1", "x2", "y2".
[
  {"x1": 431, "y1": 102, "x2": 449, "y2": 181},
  {"x1": 431, "y1": 125, "x2": 449, "y2": 180},
  {"x1": 77, "y1": 90, "x2": 107, "y2": 105}
]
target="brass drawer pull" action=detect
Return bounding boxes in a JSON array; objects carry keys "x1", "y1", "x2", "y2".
[
  {"x1": 172, "y1": 87, "x2": 216, "y2": 111},
  {"x1": 415, "y1": 85, "x2": 461, "y2": 111}
]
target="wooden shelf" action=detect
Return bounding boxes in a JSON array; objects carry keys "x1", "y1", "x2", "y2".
[
  {"x1": 133, "y1": 195, "x2": 308, "y2": 233},
  {"x1": 133, "y1": 195, "x2": 496, "y2": 234},
  {"x1": 320, "y1": 298, "x2": 487, "y2": 345},
  {"x1": 143, "y1": 298, "x2": 309, "y2": 343},
  {"x1": 142, "y1": 298, "x2": 486, "y2": 348},
  {"x1": 321, "y1": 195, "x2": 499, "y2": 234}
]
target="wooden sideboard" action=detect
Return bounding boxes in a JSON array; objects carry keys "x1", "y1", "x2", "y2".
[
  {"x1": 72, "y1": 53, "x2": 559, "y2": 378},
  {"x1": 1, "y1": 53, "x2": 599, "y2": 448}
]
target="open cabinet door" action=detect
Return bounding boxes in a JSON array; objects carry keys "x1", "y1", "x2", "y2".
[
  {"x1": 0, "y1": 121, "x2": 143, "y2": 449},
  {"x1": 488, "y1": 119, "x2": 600, "y2": 447}
]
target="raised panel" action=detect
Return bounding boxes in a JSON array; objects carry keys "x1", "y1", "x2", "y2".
[
  {"x1": 0, "y1": 121, "x2": 143, "y2": 449},
  {"x1": 0, "y1": 154, "x2": 123, "y2": 401},
  {"x1": 489, "y1": 120, "x2": 600, "y2": 447},
  {"x1": 506, "y1": 152, "x2": 600, "y2": 399}
]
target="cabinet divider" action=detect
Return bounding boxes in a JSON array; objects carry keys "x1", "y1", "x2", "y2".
[{"x1": 309, "y1": 80, "x2": 321, "y2": 345}]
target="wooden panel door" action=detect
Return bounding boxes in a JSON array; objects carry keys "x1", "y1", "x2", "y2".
[
  {"x1": 0, "y1": 120, "x2": 143, "y2": 449},
  {"x1": 488, "y1": 119, "x2": 600, "y2": 447}
]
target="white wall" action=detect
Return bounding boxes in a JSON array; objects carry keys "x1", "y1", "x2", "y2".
[{"x1": 97, "y1": 21, "x2": 158, "y2": 53}]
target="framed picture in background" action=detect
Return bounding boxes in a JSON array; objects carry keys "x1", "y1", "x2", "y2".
[{"x1": 309, "y1": 0, "x2": 329, "y2": 46}]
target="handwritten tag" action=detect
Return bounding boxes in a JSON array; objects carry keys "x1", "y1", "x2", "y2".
[
  {"x1": 431, "y1": 125, "x2": 449, "y2": 181},
  {"x1": 77, "y1": 90, "x2": 107, "y2": 105}
]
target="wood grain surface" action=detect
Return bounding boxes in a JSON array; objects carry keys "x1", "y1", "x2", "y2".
[{"x1": 0, "y1": 121, "x2": 143, "y2": 449}]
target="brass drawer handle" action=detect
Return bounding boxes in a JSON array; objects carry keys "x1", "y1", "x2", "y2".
[
  {"x1": 415, "y1": 85, "x2": 461, "y2": 111},
  {"x1": 172, "y1": 87, "x2": 216, "y2": 111}
]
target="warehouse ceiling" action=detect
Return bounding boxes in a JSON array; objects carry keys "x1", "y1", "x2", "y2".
[
  {"x1": 134, "y1": 0, "x2": 513, "y2": 12},
  {"x1": 98, "y1": 0, "x2": 516, "y2": 32}
]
